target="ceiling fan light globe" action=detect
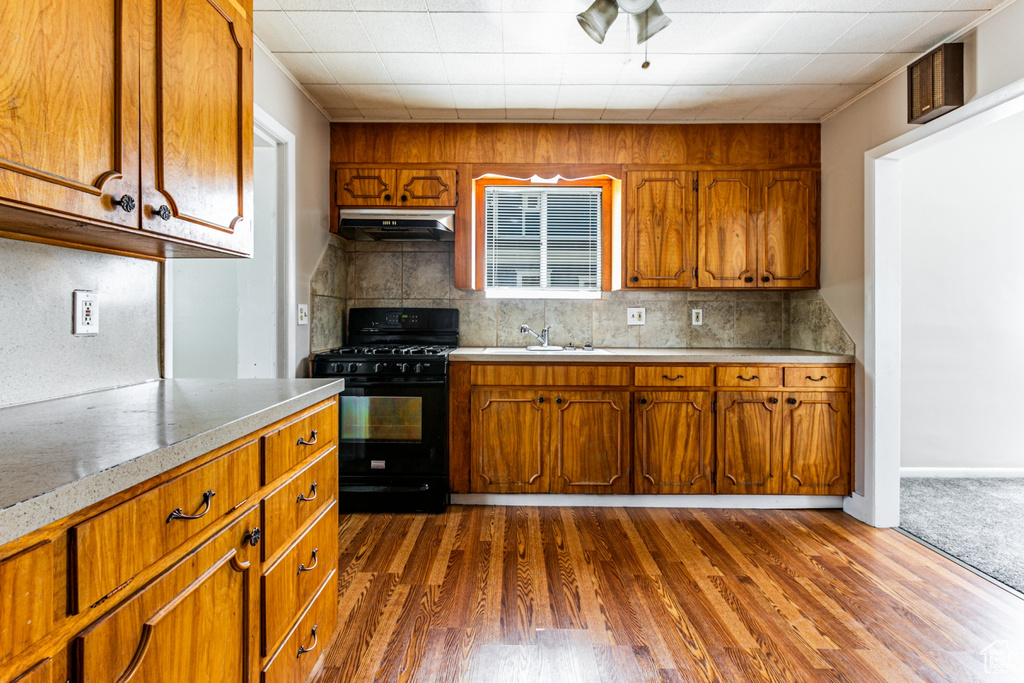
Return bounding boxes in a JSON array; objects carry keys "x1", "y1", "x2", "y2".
[
  {"x1": 576, "y1": 0, "x2": 619, "y2": 44},
  {"x1": 635, "y1": 1, "x2": 671, "y2": 44}
]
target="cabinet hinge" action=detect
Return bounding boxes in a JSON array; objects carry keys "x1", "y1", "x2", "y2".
[
  {"x1": 693, "y1": 178, "x2": 698, "y2": 192},
  {"x1": 693, "y1": 267, "x2": 698, "y2": 280},
  {"x1": 711, "y1": 400, "x2": 716, "y2": 414}
]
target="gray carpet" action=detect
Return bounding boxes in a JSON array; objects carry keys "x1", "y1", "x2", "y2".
[{"x1": 900, "y1": 478, "x2": 1024, "y2": 593}]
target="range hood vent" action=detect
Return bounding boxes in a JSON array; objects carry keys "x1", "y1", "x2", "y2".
[{"x1": 338, "y1": 208, "x2": 454, "y2": 242}]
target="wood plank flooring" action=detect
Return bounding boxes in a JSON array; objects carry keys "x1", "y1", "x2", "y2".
[{"x1": 311, "y1": 506, "x2": 1024, "y2": 682}]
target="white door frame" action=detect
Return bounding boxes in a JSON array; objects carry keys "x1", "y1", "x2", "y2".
[
  {"x1": 851, "y1": 76, "x2": 1024, "y2": 527},
  {"x1": 254, "y1": 105, "x2": 297, "y2": 379}
]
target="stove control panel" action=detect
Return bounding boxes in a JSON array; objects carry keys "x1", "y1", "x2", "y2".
[{"x1": 312, "y1": 358, "x2": 445, "y2": 378}]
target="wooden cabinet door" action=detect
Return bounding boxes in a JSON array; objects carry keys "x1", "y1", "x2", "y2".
[
  {"x1": 139, "y1": 0, "x2": 253, "y2": 255},
  {"x1": 715, "y1": 392, "x2": 781, "y2": 494},
  {"x1": 551, "y1": 391, "x2": 630, "y2": 494},
  {"x1": 759, "y1": 171, "x2": 819, "y2": 288},
  {"x1": 470, "y1": 390, "x2": 548, "y2": 493},
  {"x1": 781, "y1": 392, "x2": 850, "y2": 495},
  {"x1": 635, "y1": 392, "x2": 713, "y2": 494},
  {"x1": 625, "y1": 171, "x2": 696, "y2": 288},
  {"x1": 0, "y1": 0, "x2": 140, "y2": 230},
  {"x1": 698, "y1": 172, "x2": 758, "y2": 288},
  {"x1": 395, "y1": 168, "x2": 457, "y2": 207},
  {"x1": 76, "y1": 508, "x2": 260, "y2": 683},
  {"x1": 335, "y1": 168, "x2": 396, "y2": 206}
]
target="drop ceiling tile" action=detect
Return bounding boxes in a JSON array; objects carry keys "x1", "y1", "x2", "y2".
[
  {"x1": 505, "y1": 84, "x2": 560, "y2": 108},
  {"x1": 561, "y1": 54, "x2": 626, "y2": 85},
  {"x1": 359, "y1": 12, "x2": 440, "y2": 52},
  {"x1": 380, "y1": 52, "x2": 449, "y2": 84},
  {"x1": 343, "y1": 84, "x2": 406, "y2": 107},
  {"x1": 659, "y1": 84, "x2": 727, "y2": 106},
  {"x1": 304, "y1": 84, "x2": 356, "y2": 108},
  {"x1": 443, "y1": 53, "x2": 505, "y2": 84},
  {"x1": 556, "y1": 84, "x2": 614, "y2": 108},
  {"x1": 760, "y1": 12, "x2": 866, "y2": 53},
  {"x1": 616, "y1": 55, "x2": 694, "y2": 86},
  {"x1": 350, "y1": 0, "x2": 427, "y2": 9},
  {"x1": 872, "y1": 0, "x2": 951, "y2": 9},
  {"x1": 825, "y1": 12, "x2": 938, "y2": 52},
  {"x1": 408, "y1": 107, "x2": 460, "y2": 118},
  {"x1": 731, "y1": 54, "x2": 816, "y2": 84},
  {"x1": 890, "y1": 10, "x2": 985, "y2": 52},
  {"x1": 745, "y1": 106, "x2": 812, "y2": 119},
  {"x1": 285, "y1": 11, "x2": 373, "y2": 51},
  {"x1": 502, "y1": 13, "x2": 597, "y2": 54},
  {"x1": 553, "y1": 108, "x2": 606, "y2": 120},
  {"x1": 359, "y1": 107, "x2": 413, "y2": 118},
  {"x1": 253, "y1": 0, "x2": 281, "y2": 10},
  {"x1": 713, "y1": 83, "x2": 782, "y2": 106},
  {"x1": 326, "y1": 108, "x2": 363, "y2": 118},
  {"x1": 651, "y1": 14, "x2": 723, "y2": 54},
  {"x1": 277, "y1": 0, "x2": 353, "y2": 8},
  {"x1": 769, "y1": 83, "x2": 835, "y2": 107},
  {"x1": 253, "y1": 12, "x2": 312, "y2": 51},
  {"x1": 457, "y1": 108, "x2": 508, "y2": 118},
  {"x1": 451, "y1": 84, "x2": 506, "y2": 108},
  {"x1": 502, "y1": 0, "x2": 585, "y2": 12},
  {"x1": 849, "y1": 51, "x2": 915, "y2": 82},
  {"x1": 601, "y1": 108, "x2": 655, "y2": 120},
  {"x1": 505, "y1": 108, "x2": 556, "y2": 119},
  {"x1": 945, "y1": 0, "x2": 1001, "y2": 8},
  {"x1": 695, "y1": 13, "x2": 794, "y2": 54},
  {"x1": 795, "y1": 0, "x2": 880, "y2": 9},
  {"x1": 319, "y1": 53, "x2": 392, "y2": 84},
  {"x1": 395, "y1": 84, "x2": 456, "y2": 107},
  {"x1": 788, "y1": 53, "x2": 880, "y2": 84},
  {"x1": 607, "y1": 84, "x2": 670, "y2": 108},
  {"x1": 275, "y1": 53, "x2": 335, "y2": 83},
  {"x1": 647, "y1": 107, "x2": 704, "y2": 121},
  {"x1": 431, "y1": 12, "x2": 504, "y2": 52},
  {"x1": 807, "y1": 83, "x2": 869, "y2": 109},
  {"x1": 661, "y1": 0, "x2": 805, "y2": 9},
  {"x1": 427, "y1": 0, "x2": 502, "y2": 9},
  {"x1": 697, "y1": 103, "x2": 760, "y2": 119},
  {"x1": 669, "y1": 54, "x2": 753, "y2": 85},
  {"x1": 505, "y1": 54, "x2": 564, "y2": 85}
]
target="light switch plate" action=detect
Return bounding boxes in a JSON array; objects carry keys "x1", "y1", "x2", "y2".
[
  {"x1": 73, "y1": 289, "x2": 98, "y2": 336},
  {"x1": 627, "y1": 307, "x2": 645, "y2": 325},
  {"x1": 298, "y1": 304, "x2": 309, "y2": 326}
]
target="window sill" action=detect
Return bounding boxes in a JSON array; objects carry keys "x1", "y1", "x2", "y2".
[{"x1": 484, "y1": 289, "x2": 602, "y2": 300}]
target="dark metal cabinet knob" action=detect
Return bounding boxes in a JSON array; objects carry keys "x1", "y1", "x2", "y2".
[
  {"x1": 555, "y1": 397, "x2": 563, "y2": 404},
  {"x1": 157, "y1": 205, "x2": 172, "y2": 221},
  {"x1": 383, "y1": 193, "x2": 392, "y2": 201},
  {"x1": 245, "y1": 527, "x2": 261, "y2": 546},
  {"x1": 117, "y1": 195, "x2": 135, "y2": 213},
  {"x1": 639, "y1": 398, "x2": 647, "y2": 405},
  {"x1": 744, "y1": 276, "x2": 754, "y2": 283},
  {"x1": 787, "y1": 398, "x2": 797, "y2": 405},
  {"x1": 400, "y1": 194, "x2": 408, "y2": 202},
  {"x1": 537, "y1": 396, "x2": 545, "y2": 403},
  {"x1": 632, "y1": 276, "x2": 640, "y2": 282},
  {"x1": 768, "y1": 397, "x2": 779, "y2": 404},
  {"x1": 762, "y1": 276, "x2": 770, "y2": 282}
]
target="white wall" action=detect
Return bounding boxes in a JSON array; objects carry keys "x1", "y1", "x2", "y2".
[
  {"x1": 900, "y1": 109, "x2": 1024, "y2": 469},
  {"x1": 822, "y1": 0, "x2": 1024, "y2": 520},
  {"x1": 253, "y1": 45, "x2": 331, "y2": 378}
]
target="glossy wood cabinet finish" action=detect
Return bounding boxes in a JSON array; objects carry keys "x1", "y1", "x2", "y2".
[
  {"x1": 469, "y1": 364, "x2": 630, "y2": 387},
  {"x1": 697, "y1": 171, "x2": 758, "y2": 288},
  {"x1": 624, "y1": 171, "x2": 696, "y2": 288},
  {"x1": 760, "y1": 171, "x2": 819, "y2": 288},
  {"x1": 783, "y1": 364, "x2": 849, "y2": 388},
  {"x1": 335, "y1": 168, "x2": 394, "y2": 206},
  {"x1": 8, "y1": 659, "x2": 52, "y2": 683},
  {"x1": 0, "y1": 543, "x2": 54, "y2": 664},
  {"x1": 715, "y1": 364, "x2": 782, "y2": 387},
  {"x1": 550, "y1": 391, "x2": 630, "y2": 494},
  {"x1": 262, "y1": 449, "x2": 338, "y2": 562},
  {"x1": 634, "y1": 391, "x2": 714, "y2": 494},
  {"x1": 335, "y1": 167, "x2": 456, "y2": 208},
  {"x1": 262, "y1": 572, "x2": 338, "y2": 683},
  {"x1": 71, "y1": 440, "x2": 260, "y2": 612},
  {"x1": 470, "y1": 390, "x2": 548, "y2": 493},
  {"x1": 76, "y1": 508, "x2": 260, "y2": 683},
  {"x1": 782, "y1": 392, "x2": 851, "y2": 495},
  {"x1": 263, "y1": 403, "x2": 338, "y2": 485},
  {"x1": 0, "y1": 0, "x2": 254, "y2": 259},
  {"x1": 716, "y1": 391, "x2": 782, "y2": 495},
  {"x1": 634, "y1": 365, "x2": 712, "y2": 387}
]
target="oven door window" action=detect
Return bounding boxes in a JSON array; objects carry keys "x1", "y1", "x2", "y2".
[{"x1": 341, "y1": 395, "x2": 423, "y2": 442}]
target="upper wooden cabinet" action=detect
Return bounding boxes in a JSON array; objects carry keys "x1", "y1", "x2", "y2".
[
  {"x1": 625, "y1": 171, "x2": 696, "y2": 288},
  {"x1": 698, "y1": 172, "x2": 758, "y2": 289},
  {"x1": 760, "y1": 171, "x2": 819, "y2": 288},
  {"x1": 0, "y1": 0, "x2": 253, "y2": 258},
  {"x1": 335, "y1": 167, "x2": 457, "y2": 208}
]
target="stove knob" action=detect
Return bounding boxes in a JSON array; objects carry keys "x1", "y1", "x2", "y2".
[
  {"x1": 374, "y1": 362, "x2": 384, "y2": 373},
  {"x1": 347, "y1": 363, "x2": 358, "y2": 373},
  {"x1": 397, "y1": 363, "x2": 409, "y2": 373},
  {"x1": 413, "y1": 363, "x2": 423, "y2": 374}
]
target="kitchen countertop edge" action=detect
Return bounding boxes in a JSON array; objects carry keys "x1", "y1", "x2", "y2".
[
  {"x1": 0, "y1": 378, "x2": 345, "y2": 547},
  {"x1": 450, "y1": 347, "x2": 856, "y2": 364}
]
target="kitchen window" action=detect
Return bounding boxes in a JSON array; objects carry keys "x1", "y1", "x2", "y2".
[{"x1": 475, "y1": 176, "x2": 614, "y2": 298}]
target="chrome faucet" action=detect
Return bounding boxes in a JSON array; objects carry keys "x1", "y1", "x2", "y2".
[{"x1": 520, "y1": 324, "x2": 553, "y2": 348}]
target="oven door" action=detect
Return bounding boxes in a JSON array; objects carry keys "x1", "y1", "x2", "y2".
[{"x1": 336, "y1": 378, "x2": 446, "y2": 476}]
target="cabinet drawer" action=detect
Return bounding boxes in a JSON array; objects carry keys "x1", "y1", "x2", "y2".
[
  {"x1": 8, "y1": 658, "x2": 52, "y2": 683},
  {"x1": 262, "y1": 448, "x2": 338, "y2": 561},
  {"x1": 262, "y1": 570, "x2": 338, "y2": 683},
  {"x1": 470, "y1": 364, "x2": 630, "y2": 386},
  {"x1": 263, "y1": 402, "x2": 338, "y2": 485},
  {"x1": 263, "y1": 502, "x2": 339, "y2": 656},
  {"x1": 635, "y1": 365, "x2": 712, "y2": 387},
  {"x1": 783, "y1": 366, "x2": 849, "y2": 388},
  {"x1": 71, "y1": 441, "x2": 259, "y2": 612},
  {"x1": 715, "y1": 366, "x2": 781, "y2": 387},
  {"x1": 0, "y1": 543, "x2": 54, "y2": 663}
]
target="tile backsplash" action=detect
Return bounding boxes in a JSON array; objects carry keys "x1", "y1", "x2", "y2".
[{"x1": 311, "y1": 240, "x2": 854, "y2": 355}]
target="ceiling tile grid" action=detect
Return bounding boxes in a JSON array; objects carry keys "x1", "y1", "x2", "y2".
[{"x1": 253, "y1": 0, "x2": 1004, "y2": 122}]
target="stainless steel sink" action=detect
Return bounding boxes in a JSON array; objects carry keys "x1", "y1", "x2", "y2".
[{"x1": 481, "y1": 347, "x2": 613, "y2": 355}]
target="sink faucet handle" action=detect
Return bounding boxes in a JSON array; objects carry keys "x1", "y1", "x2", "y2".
[{"x1": 520, "y1": 324, "x2": 531, "y2": 334}]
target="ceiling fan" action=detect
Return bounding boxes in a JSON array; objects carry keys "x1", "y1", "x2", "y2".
[{"x1": 576, "y1": 0, "x2": 672, "y2": 45}]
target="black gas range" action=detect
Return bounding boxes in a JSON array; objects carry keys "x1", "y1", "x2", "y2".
[{"x1": 311, "y1": 308, "x2": 458, "y2": 513}]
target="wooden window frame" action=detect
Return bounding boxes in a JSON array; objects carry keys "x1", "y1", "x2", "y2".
[{"x1": 473, "y1": 175, "x2": 614, "y2": 292}]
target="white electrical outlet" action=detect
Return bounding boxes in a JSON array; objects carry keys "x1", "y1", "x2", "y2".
[
  {"x1": 298, "y1": 304, "x2": 309, "y2": 326},
  {"x1": 73, "y1": 290, "x2": 98, "y2": 336},
  {"x1": 691, "y1": 308, "x2": 703, "y2": 326},
  {"x1": 627, "y1": 307, "x2": 645, "y2": 325}
]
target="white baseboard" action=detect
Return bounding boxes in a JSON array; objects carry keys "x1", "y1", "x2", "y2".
[
  {"x1": 900, "y1": 467, "x2": 1024, "y2": 478},
  {"x1": 451, "y1": 494, "x2": 845, "y2": 509}
]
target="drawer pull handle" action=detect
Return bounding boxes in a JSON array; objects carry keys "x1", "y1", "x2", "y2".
[
  {"x1": 662, "y1": 375, "x2": 685, "y2": 381},
  {"x1": 298, "y1": 548, "x2": 319, "y2": 574},
  {"x1": 166, "y1": 490, "x2": 215, "y2": 523},
  {"x1": 297, "y1": 625, "x2": 318, "y2": 657},
  {"x1": 737, "y1": 375, "x2": 759, "y2": 381},
  {"x1": 297, "y1": 430, "x2": 318, "y2": 446},
  {"x1": 806, "y1": 375, "x2": 827, "y2": 382},
  {"x1": 297, "y1": 482, "x2": 319, "y2": 503}
]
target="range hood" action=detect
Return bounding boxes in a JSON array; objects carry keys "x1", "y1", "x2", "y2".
[{"x1": 338, "y1": 208, "x2": 454, "y2": 242}]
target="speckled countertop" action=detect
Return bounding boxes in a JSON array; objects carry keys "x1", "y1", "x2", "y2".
[
  {"x1": 0, "y1": 378, "x2": 344, "y2": 546},
  {"x1": 450, "y1": 347, "x2": 856, "y2": 364}
]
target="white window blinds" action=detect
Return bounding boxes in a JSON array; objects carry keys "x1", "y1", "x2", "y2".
[{"x1": 484, "y1": 185, "x2": 602, "y2": 293}]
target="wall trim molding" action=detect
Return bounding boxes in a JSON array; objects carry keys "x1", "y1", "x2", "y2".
[
  {"x1": 452, "y1": 494, "x2": 845, "y2": 509},
  {"x1": 901, "y1": 467, "x2": 1024, "y2": 478}
]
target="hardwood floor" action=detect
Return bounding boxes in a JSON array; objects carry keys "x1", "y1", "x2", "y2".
[{"x1": 312, "y1": 506, "x2": 1024, "y2": 682}]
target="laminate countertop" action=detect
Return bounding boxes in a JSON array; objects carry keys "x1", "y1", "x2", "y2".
[
  {"x1": 450, "y1": 347, "x2": 856, "y2": 364},
  {"x1": 0, "y1": 378, "x2": 345, "y2": 546}
]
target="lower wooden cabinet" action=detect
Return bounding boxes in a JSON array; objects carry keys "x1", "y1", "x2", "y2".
[
  {"x1": 470, "y1": 390, "x2": 548, "y2": 493},
  {"x1": 7, "y1": 659, "x2": 53, "y2": 683},
  {"x1": 715, "y1": 392, "x2": 782, "y2": 495},
  {"x1": 635, "y1": 391, "x2": 714, "y2": 494},
  {"x1": 551, "y1": 391, "x2": 630, "y2": 494},
  {"x1": 781, "y1": 392, "x2": 851, "y2": 495}
]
